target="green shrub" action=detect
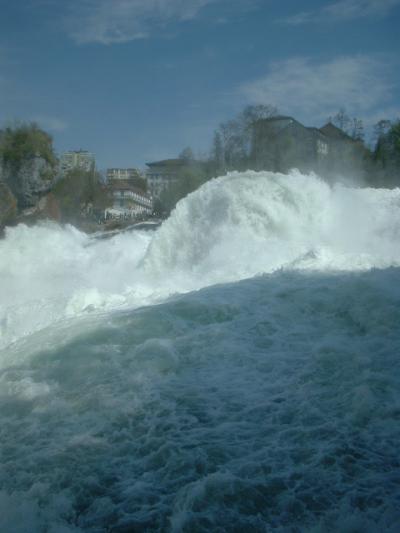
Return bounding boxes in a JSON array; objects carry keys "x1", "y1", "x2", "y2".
[
  {"x1": 0, "y1": 122, "x2": 57, "y2": 171},
  {"x1": 53, "y1": 168, "x2": 110, "y2": 221}
]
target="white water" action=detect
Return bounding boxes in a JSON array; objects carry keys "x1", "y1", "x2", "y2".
[
  {"x1": 1, "y1": 171, "x2": 400, "y2": 531},
  {"x1": 1, "y1": 170, "x2": 400, "y2": 350}
]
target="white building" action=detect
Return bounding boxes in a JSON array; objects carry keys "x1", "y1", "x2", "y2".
[
  {"x1": 106, "y1": 168, "x2": 142, "y2": 182},
  {"x1": 60, "y1": 150, "x2": 95, "y2": 175},
  {"x1": 145, "y1": 159, "x2": 188, "y2": 198},
  {"x1": 105, "y1": 180, "x2": 153, "y2": 219}
]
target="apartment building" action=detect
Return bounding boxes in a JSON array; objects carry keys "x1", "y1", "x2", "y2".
[{"x1": 60, "y1": 150, "x2": 95, "y2": 175}]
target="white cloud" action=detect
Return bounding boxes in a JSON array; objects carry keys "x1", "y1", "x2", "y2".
[
  {"x1": 67, "y1": 0, "x2": 219, "y2": 45},
  {"x1": 284, "y1": 0, "x2": 400, "y2": 25},
  {"x1": 239, "y1": 55, "x2": 397, "y2": 124}
]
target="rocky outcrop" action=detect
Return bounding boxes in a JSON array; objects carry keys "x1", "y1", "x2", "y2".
[
  {"x1": 2, "y1": 156, "x2": 55, "y2": 208},
  {"x1": 0, "y1": 182, "x2": 17, "y2": 231},
  {"x1": 11, "y1": 192, "x2": 61, "y2": 228},
  {"x1": 37, "y1": 192, "x2": 61, "y2": 221}
]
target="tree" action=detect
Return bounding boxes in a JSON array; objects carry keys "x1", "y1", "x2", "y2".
[
  {"x1": 219, "y1": 119, "x2": 247, "y2": 170},
  {"x1": 373, "y1": 120, "x2": 392, "y2": 144},
  {"x1": 159, "y1": 163, "x2": 207, "y2": 214},
  {"x1": 350, "y1": 118, "x2": 365, "y2": 142},
  {"x1": 53, "y1": 168, "x2": 110, "y2": 222},
  {"x1": 373, "y1": 119, "x2": 400, "y2": 187},
  {"x1": 389, "y1": 121, "x2": 400, "y2": 154},
  {"x1": 0, "y1": 122, "x2": 57, "y2": 170},
  {"x1": 329, "y1": 108, "x2": 351, "y2": 134},
  {"x1": 211, "y1": 130, "x2": 224, "y2": 172},
  {"x1": 179, "y1": 147, "x2": 195, "y2": 161},
  {"x1": 328, "y1": 109, "x2": 367, "y2": 142},
  {"x1": 241, "y1": 104, "x2": 279, "y2": 126},
  {"x1": 213, "y1": 104, "x2": 279, "y2": 171},
  {"x1": 375, "y1": 120, "x2": 400, "y2": 161}
]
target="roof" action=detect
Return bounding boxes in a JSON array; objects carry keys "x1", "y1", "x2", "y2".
[
  {"x1": 108, "y1": 180, "x2": 150, "y2": 197},
  {"x1": 253, "y1": 115, "x2": 297, "y2": 127},
  {"x1": 263, "y1": 115, "x2": 296, "y2": 122},
  {"x1": 62, "y1": 150, "x2": 94, "y2": 155},
  {"x1": 146, "y1": 158, "x2": 205, "y2": 169},
  {"x1": 257, "y1": 116, "x2": 312, "y2": 136},
  {"x1": 307, "y1": 126, "x2": 328, "y2": 138},
  {"x1": 107, "y1": 168, "x2": 140, "y2": 173},
  {"x1": 319, "y1": 122, "x2": 354, "y2": 141},
  {"x1": 145, "y1": 159, "x2": 189, "y2": 168}
]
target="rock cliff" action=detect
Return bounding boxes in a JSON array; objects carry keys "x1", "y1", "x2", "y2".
[
  {"x1": 1, "y1": 155, "x2": 55, "y2": 208},
  {"x1": 0, "y1": 182, "x2": 17, "y2": 231},
  {"x1": 0, "y1": 124, "x2": 57, "y2": 220}
]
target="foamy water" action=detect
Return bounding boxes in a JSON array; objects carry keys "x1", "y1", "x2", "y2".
[
  {"x1": 1, "y1": 171, "x2": 400, "y2": 531},
  {"x1": 1, "y1": 170, "x2": 400, "y2": 349}
]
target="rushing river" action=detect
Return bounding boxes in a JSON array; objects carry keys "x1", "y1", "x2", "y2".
[{"x1": 1, "y1": 171, "x2": 400, "y2": 532}]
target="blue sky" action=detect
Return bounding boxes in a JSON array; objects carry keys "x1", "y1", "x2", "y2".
[{"x1": 1, "y1": 0, "x2": 399, "y2": 170}]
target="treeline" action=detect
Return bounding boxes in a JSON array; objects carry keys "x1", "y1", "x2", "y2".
[
  {"x1": 327, "y1": 109, "x2": 400, "y2": 187},
  {"x1": 373, "y1": 119, "x2": 400, "y2": 188}
]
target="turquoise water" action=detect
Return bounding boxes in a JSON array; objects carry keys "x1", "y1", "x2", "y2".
[{"x1": 1, "y1": 172, "x2": 400, "y2": 531}]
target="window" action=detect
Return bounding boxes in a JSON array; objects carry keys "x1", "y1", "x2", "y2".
[{"x1": 317, "y1": 140, "x2": 328, "y2": 155}]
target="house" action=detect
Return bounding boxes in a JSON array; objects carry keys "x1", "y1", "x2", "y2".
[
  {"x1": 106, "y1": 168, "x2": 142, "y2": 182},
  {"x1": 145, "y1": 159, "x2": 190, "y2": 197},
  {"x1": 251, "y1": 116, "x2": 367, "y2": 180},
  {"x1": 318, "y1": 122, "x2": 370, "y2": 179},
  {"x1": 251, "y1": 116, "x2": 329, "y2": 174},
  {"x1": 106, "y1": 167, "x2": 147, "y2": 192},
  {"x1": 106, "y1": 180, "x2": 153, "y2": 220}
]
